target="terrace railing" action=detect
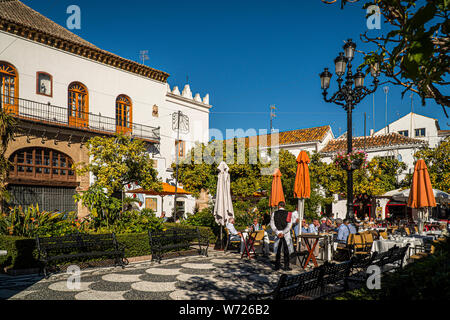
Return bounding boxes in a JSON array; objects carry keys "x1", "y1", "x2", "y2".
[{"x1": 0, "y1": 94, "x2": 160, "y2": 142}]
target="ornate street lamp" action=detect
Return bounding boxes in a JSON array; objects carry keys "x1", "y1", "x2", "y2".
[{"x1": 319, "y1": 39, "x2": 380, "y2": 221}]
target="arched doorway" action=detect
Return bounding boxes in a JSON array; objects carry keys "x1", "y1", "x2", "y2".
[
  {"x1": 7, "y1": 147, "x2": 78, "y2": 213},
  {"x1": 0, "y1": 61, "x2": 19, "y2": 114}
]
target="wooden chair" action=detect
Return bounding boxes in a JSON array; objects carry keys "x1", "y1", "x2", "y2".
[
  {"x1": 251, "y1": 230, "x2": 266, "y2": 255},
  {"x1": 409, "y1": 242, "x2": 436, "y2": 261},
  {"x1": 224, "y1": 227, "x2": 241, "y2": 252},
  {"x1": 379, "y1": 231, "x2": 388, "y2": 240},
  {"x1": 352, "y1": 234, "x2": 370, "y2": 256},
  {"x1": 361, "y1": 232, "x2": 374, "y2": 251},
  {"x1": 334, "y1": 234, "x2": 354, "y2": 261},
  {"x1": 404, "y1": 227, "x2": 411, "y2": 236}
]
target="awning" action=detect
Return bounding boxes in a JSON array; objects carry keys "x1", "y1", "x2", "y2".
[{"x1": 128, "y1": 182, "x2": 192, "y2": 196}]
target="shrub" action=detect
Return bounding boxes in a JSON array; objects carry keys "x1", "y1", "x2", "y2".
[
  {"x1": 0, "y1": 206, "x2": 87, "y2": 237},
  {"x1": 0, "y1": 224, "x2": 215, "y2": 272},
  {"x1": 107, "y1": 210, "x2": 164, "y2": 234},
  {"x1": 183, "y1": 207, "x2": 220, "y2": 235}
]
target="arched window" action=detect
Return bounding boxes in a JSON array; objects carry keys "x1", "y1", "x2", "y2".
[
  {"x1": 68, "y1": 82, "x2": 89, "y2": 128},
  {"x1": 0, "y1": 61, "x2": 19, "y2": 115},
  {"x1": 116, "y1": 95, "x2": 132, "y2": 134},
  {"x1": 8, "y1": 148, "x2": 76, "y2": 184}
]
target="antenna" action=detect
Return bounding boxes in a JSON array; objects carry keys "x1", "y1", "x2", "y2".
[
  {"x1": 270, "y1": 105, "x2": 277, "y2": 133},
  {"x1": 139, "y1": 50, "x2": 149, "y2": 65},
  {"x1": 383, "y1": 86, "x2": 389, "y2": 134}
]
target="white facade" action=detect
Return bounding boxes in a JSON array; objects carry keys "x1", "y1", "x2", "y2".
[
  {"x1": 0, "y1": 29, "x2": 211, "y2": 218},
  {"x1": 375, "y1": 112, "x2": 443, "y2": 148}
]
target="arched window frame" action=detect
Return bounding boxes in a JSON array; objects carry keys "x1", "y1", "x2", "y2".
[
  {"x1": 116, "y1": 94, "x2": 133, "y2": 134},
  {"x1": 68, "y1": 81, "x2": 89, "y2": 128},
  {"x1": 8, "y1": 148, "x2": 76, "y2": 184},
  {"x1": 0, "y1": 61, "x2": 19, "y2": 114}
]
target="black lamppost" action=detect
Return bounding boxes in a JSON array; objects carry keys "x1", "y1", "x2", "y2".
[{"x1": 320, "y1": 39, "x2": 380, "y2": 221}]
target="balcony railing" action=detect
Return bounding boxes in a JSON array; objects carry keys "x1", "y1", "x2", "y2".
[{"x1": 0, "y1": 94, "x2": 160, "y2": 142}]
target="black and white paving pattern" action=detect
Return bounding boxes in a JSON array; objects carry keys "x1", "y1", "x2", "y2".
[{"x1": 0, "y1": 251, "x2": 305, "y2": 300}]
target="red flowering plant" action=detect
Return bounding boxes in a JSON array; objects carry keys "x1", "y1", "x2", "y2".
[{"x1": 333, "y1": 149, "x2": 368, "y2": 171}]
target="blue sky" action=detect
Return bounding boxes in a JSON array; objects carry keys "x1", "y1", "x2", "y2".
[{"x1": 23, "y1": 0, "x2": 449, "y2": 138}]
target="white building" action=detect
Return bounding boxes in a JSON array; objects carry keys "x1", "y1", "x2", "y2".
[
  {"x1": 374, "y1": 112, "x2": 448, "y2": 148},
  {"x1": 0, "y1": 0, "x2": 211, "y2": 218}
]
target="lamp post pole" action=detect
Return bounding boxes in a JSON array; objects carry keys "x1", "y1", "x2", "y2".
[{"x1": 320, "y1": 39, "x2": 380, "y2": 222}]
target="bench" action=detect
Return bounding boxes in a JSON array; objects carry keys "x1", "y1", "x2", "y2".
[
  {"x1": 247, "y1": 260, "x2": 353, "y2": 300},
  {"x1": 347, "y1": 245, "x2": 410, "y2": 288},
  {"x1": 148, "y1": 227, "x2": 209, "y2": 263},
  {"x1": 36, "y1": 233, "x2": 127, "y2": 278}
]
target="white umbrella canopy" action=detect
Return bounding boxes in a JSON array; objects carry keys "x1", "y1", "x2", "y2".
[
  {"x1": 383, "y1": 188, "x2": 450, "y2": 204},
  {"x1": 213, "y1": 161, "x2": 234, "y2": 226}
]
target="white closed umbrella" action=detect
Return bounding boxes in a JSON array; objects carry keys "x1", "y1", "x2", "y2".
[{"x1": 213, "y1": 161, "x2": 234, "y2": 249}]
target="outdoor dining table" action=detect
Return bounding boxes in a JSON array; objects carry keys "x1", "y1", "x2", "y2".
[
  {"x1": 371, "y1": 236, "x2": 423, "y2": 264},
  {"x1": 299, "y1": 234, "x2": 326, "y2": 269}
]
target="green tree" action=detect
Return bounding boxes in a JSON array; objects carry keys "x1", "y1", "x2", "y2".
[
  {"x1": 358, "y1": 0, "x2": 449, "y2": 115},
  {"x1": 75, "y1": 134, "x2": 162, "y2": 195},
  {"x1": 0, "y1": 110, "x2": 16, "y2": 203},
  {"x1": 405, "y1": 137, "x2": 450, "y2": 192}
]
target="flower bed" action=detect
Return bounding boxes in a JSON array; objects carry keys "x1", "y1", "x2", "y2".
[{"x1": 333, "y1": 150, "x2": 368, "y2": 171}]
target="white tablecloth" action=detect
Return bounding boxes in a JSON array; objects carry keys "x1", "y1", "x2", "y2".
[{"x1": 371, "y1": 237, "x2": 422, "y2": 264}]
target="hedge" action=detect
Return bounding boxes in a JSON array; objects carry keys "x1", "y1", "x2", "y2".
[{"x1": 0, "y1": 224, "x2": 215, "y2": 272}]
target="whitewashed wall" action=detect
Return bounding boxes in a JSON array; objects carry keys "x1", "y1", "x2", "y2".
[
  {"x1": 0, "y1": 31, "x2": 211, "y2": 218},
  {"x1": 375, "y1": 112, "x2": 442, "y2": 148}
]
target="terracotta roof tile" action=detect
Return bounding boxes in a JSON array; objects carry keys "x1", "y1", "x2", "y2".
[
  {"x1": 225, "y1": 125, "x2": 331, "y2": 147},
  {"x1": 0, "y1": 0, "x2": 169, "y2": 82},
  {"x1": 320, "y1": 133, "x2": 426, "y2": 154}
]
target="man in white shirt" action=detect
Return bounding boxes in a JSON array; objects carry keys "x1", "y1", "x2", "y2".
[
  {"x1": 226, "y1": 218, "x2": 244, "y2": 253},
  {"x1": 270, "y1": 201, "x2": 294, "y2": 271}
]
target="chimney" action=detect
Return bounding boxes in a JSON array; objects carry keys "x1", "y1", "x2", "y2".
[{"x1": 370, "y1": 129, "x2": 374, "y2": 136}]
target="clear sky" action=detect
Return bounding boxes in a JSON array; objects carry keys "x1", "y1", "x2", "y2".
[{"x1": 22, "y1": 0, "x2": 449, "y2": 139}]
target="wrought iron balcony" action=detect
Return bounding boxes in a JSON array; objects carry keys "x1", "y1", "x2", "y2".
[{"x1": 0, "y1": 94, "x2": 160, "y2": 143}]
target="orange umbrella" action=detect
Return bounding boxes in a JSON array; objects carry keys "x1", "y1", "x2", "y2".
[
  {"x1": 270, "y1": 168, "x2": 285, "y2": 208},
  {"x1": 407, "y1": 159, "x2": 436, "y2": 234},
  {"x1": 407, "y1": 159, "x2": 436, "y2": 209},
  {"x1": 294, "y1": 151, "x2": 311, "y2": 240},
  {"x1": 294, "y1": 151, "x2": 311, "y2": 199}
]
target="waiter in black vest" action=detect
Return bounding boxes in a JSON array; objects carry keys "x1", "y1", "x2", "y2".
[{"x1": 270, "y1": 201, "x2": 293, "y2": 271}]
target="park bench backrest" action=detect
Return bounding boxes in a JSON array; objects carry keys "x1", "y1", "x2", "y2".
[
  {"x1": 37, "y1": 233, "x2": 118, "y2": 254},
  {"x1": 321, "y1": 260, "x2": 352, "y2": 286},
  {"x1": 274, "y1": 267, "x2": 323, "y2": 300}
]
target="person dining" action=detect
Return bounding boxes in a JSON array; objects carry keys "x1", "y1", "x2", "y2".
[
  {"x1": 308, "y1": 219, "x2": 320, "y2": 234},
  {"x1": 249, "y1": 218, "x2": 270, "y2": 256},
  {"x1": 226, "y1": 218, "x2": 245, "y2": 254},
  {"x1": 319, "y1": 218, "x2": 333, "y2": 233},
  {"x1": 336, "y1": 219, "x2": 356, "y2": 247}
]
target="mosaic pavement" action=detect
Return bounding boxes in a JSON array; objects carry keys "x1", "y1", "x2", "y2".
[{"x1": 0, "y1": 251, "x2": 308, "y2": 300}]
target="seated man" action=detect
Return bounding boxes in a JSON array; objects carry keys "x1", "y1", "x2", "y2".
[
  {"x1": 336, "y1": 218, "x2": 356, "y2": 247},
  {"x1": 249, "y1": 218, "x2": 270, "y2": 256},
  {"x1": 226, "y1": 218, "x2": 245, "y2": 254},
  {"x1": 319, "y1": 218, "x2": 333, "y2": 233},
  {"x1": 308, "y1": 219, "x2": 320, "y2": 234}
]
